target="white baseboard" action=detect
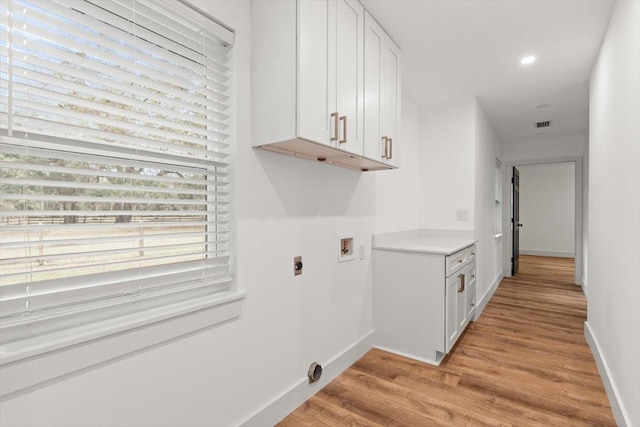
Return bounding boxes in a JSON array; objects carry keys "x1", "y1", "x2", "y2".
[
  {"x1": 239, "y1": 331, "x2": 374, "y2": 427},
  {"x1": 474, "y1": 272, "x2": 503, "y2": 321},
  {"x1": 520, "y1": 249, "x2": 575, "y2": 258},
  {"x1": 584, "y1": 322, "x2": 631, "y2": 427},
  {"x1": 373, "y1": 344, "x2": 442, "y2": 366}
]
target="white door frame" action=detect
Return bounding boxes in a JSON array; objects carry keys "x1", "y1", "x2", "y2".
[{"x1": 502, "y1": 156, "x2": 584, "y2": 285}]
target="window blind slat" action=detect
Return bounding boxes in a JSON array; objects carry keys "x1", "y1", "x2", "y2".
[
  {"x1": 8, "y1": 53, "x2": 229, "y2": 122},
  {"x1": 2, "y1": 220, "x2": 230, "y2": 232},
  {"x1": 0, "y1": 179, "x2": 228, "y2": 197},
  {"x1": 1, "y1": 141, "x2": 231, "y2": 177},
  {"x1": 12, "y1": 83, "x2": 229, "y2": 141},
  {"x1": 1, "y1": 230, "x2": 229, "y2": 249},
  {"x1": 17, "y1": 3, "x2": 229, "y2": 87},
  {"x1": 53, "y1": 0, "x2": 231, "y2": 70},
  {"x1": 10, "y1": 98, "x2": 227, "y2": 150}
]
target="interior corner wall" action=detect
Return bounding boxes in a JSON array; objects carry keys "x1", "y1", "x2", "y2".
[
  {"x1": 418, "y1": 98, "x2": 476, "y2": 231},
  {"x1": 587, "y1": 0, "x2": 640, "y2": 425},
  {"x1": 473, "y1": 99, "x2": 504, "y2": 304},
  {"x1": 582, "y1": 138, "x2": 589, "y2": 289},
  {"x1": 518, "y1": 163, "x2": 575, "y2": 257},
  {"x1": 374, "y1": 96, "x2": 421, "y2": 233}
]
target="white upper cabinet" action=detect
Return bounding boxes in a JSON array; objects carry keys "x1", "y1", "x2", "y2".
[
  {"x1": 364, "y1": 11, "x2": 401, "y2": 167},
  {"x1": 298, "y1": 0, "x2": 363, "y2": 155},
  {"x1": 298, "y1": 0, "x2": 331, "y2": 144},
  {"x1": 252, "y1": 1, "x2": 399, "y2": 172},
  {"x1": 334, "y1": 0, "x2": 364, "y2": 155}
]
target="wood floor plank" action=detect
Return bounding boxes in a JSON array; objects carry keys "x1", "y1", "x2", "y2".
[{"x1": 278, "y1": 256, "x2": 616, "y2": 426}]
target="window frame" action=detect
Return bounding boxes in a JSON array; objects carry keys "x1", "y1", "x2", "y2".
[
  {"x1": 0, "y1": 0, "x2": 243, "y2": 397},
  {"x1": 494, "y1": 158, "x2": 503, "y2": 237}
]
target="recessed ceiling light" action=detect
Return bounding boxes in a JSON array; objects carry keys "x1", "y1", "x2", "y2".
[
  {"x1": 520, "y1": 55, "x2": 536, "y2": 65},
  {"x1": 536, "y1": 103, "x2": 550, "y2": 109}
]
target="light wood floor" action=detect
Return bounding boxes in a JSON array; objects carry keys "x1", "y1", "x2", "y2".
[{"x1": 279, "y1": 255, "x2": 615, "y2": 426}]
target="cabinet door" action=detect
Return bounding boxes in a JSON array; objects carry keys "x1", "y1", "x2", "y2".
[
  {"x1": 363, "y1": 12, "x2": 384, "y2": 161},
  {"x1": 298, "y1": 0, "x2": 330, "y2": 145},
  {"x1": 381, "y1": 38, "x2": 401, "y2": 166},
  {"x1": 333, "y1": 0, "x2": 364, "y2": 155},
  {"x1": 445, "y1": 273, "x2": 460, "y2": 353},
  {"x1": 457, "y1": 269, "x2": 469, "y2": 332}
]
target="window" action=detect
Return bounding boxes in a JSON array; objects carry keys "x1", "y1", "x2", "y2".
[
  {"x1": 494, "y1": 158, "x2": 502, "y2": 236},
  {"x1": 0, "y1": 0, "x2": 236, "y2": 355},
  {"x1": 494, "y1": 158, "x2": 501, "y2": 203}
]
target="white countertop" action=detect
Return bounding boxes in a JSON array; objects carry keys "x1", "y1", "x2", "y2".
[{"x1": 372, "y1": 229, "x2": 477, "y2": 255}]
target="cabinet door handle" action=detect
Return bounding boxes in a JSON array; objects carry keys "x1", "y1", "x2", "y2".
[
  {"x1": 331, "y1": 112, "x2": 339, "y2": 142},
  {"x1": 382, "y1": 136, "x2": 388, "y2": 158},
  {"x1": 458, "y1": 274, "x2": 465, "y2": 292},
  {"x1": 388, "y1": 138, "x2": 393, "y2": 160},
  {"x1": 339, "y1": 115, "x2": 347, "y2": 144}
]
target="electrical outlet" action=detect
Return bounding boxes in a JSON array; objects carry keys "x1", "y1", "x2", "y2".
[{"x1": 456, "y1": 209, "x2": 469, "y2": 222}]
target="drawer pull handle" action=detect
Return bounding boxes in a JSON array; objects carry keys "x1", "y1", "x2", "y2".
[
  {"x1": 331, "y1": 112, "x2": 339, "y2": 142},
  {"x1": 339, "y1": 115, "x2": 347, "y2": 144},
  {"x1": 458, "y1": 274, "x2": 465, "y2": 292},
  {"x1": 382, "y1": 136, "x2": 388, "y2": 159}
]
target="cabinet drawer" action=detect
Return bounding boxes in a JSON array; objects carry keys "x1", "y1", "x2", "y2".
[
  {"x1": 468, "y1": 263, "x2": 476, "y2": 289},
  {"x1": 445, "y1": 245, "x2": 476, "y2": 277},
  {"x1": 467, "y1": 284, "x2": 476, "y2": 319}
]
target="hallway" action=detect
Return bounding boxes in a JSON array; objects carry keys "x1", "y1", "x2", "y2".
[{"x1": 280, "y1": 255, "x2": 615, "y2": 426}]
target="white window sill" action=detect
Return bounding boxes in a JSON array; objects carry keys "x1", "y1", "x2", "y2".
[{"x1": 0, "y1": 288, "x2": 245, "y2": 398}]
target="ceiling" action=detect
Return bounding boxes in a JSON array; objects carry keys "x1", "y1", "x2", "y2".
[{"x1": 360, "y1": 0, "x2": 615, "y2": 144}]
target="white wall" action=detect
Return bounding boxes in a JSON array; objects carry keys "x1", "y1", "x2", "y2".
[
  {"x1": 518, "y1": 163, "x2": 575, "y2": 257},
  {"x1": 473, "y1": 99, "x2": 504, "y2": 304},
  {"x1": 418, "y1": 98, "x2": 475, "y2": 230},
  {"x1": 587, "y1": 0, "x2": 640, "y2": 425},
  {"x1": 0, "y1": 1, "x2": 424, "y2": 424},
  {"x1": 375, "y1": 97, "x2": 421, "y2": 233},
  {"x1": 503, "y1": 134, "x2": 586, "y2": 163}
]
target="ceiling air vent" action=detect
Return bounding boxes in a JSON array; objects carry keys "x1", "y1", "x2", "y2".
[{"x1": 535, "y1": 120, "x2": 552, "y2": 128}]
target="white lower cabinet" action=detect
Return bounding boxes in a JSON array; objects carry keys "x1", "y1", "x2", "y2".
[
  {"x1": 445, "y1": 260, "x2": 475, "y2": 352},
  {"x1": 373, "y1": 244, "x2": 476, "y2": 365}
]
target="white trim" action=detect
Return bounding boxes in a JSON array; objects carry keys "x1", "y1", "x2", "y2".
[
  {"x1": 373, "y1": 345, "x2": 443, "y2": 366},
  {"x1": 502, "y1": 157, "x2": 583, "y2": 284},
  {"x1": 519, "y1": 249, "x2": 575, "y2": 258},
  {"x1": 581, "y1": 276, "x2": 588, "y2": 296},
  {"x1": 584, "y1": 322, "x2": 631, "y2": 427},
  {"x1": 240, "y1": 331, "x2": 374, "y2": 427},
  {"x1": 474, "y1": 272, "x2": 503, "y2": 321},
  {"x1": 0, "y1": 290, "x2": 245, "y2": 399}
]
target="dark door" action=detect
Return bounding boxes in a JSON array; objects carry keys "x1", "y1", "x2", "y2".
[{"x1": 512, "y1": 167, "x2": 522, "y2": 275}]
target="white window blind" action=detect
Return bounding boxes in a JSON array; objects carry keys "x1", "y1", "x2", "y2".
[
  {"x1": 494, "y1": 158, "x2": 501, "y2": 202},
  {"x1": 0, "y1": 0, "x2": 234, "y2": 320}
]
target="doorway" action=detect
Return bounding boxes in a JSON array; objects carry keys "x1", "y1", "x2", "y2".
[{"x1": 503, "y1": 157, "x2": 583, "y2": 286}]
